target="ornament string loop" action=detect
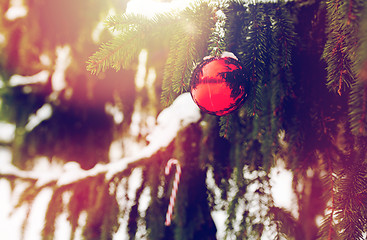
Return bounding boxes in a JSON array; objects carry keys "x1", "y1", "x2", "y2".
[{"x1": 164, "y1": 158, "x2": 181, "y2": 226}]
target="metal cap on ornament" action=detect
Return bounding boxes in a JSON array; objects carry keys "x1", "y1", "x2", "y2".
[{"x1": 190, "y1": 52, "x2": 247, "y2": 116}]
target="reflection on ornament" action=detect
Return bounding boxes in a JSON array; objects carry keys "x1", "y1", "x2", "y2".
[{"x1": 190, "y1": 56, "x2": 247, "y2": 116}]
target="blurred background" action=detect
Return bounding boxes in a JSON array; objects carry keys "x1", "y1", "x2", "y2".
[
  {"x1": 0, "y1": 0, "x2": 187, "y2": 170},
  {"x1": 0, "y1": 0, "x2": 190, "y2": 238}
]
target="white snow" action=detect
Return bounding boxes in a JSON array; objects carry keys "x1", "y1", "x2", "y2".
[
  {"x1": 146, "y1": 67, "x2": 156, "y2": 87},
  {"x1": 0, "y1": 179, "x2": 20, "y2": 240},
  {"x1": 206, "y1": 168, "x2": 226, "y2": 240},
  {"x1": 6, "y1": 46, "x2": 70, "y2": 102},
  {"x1": 25, "y1": 104, "x2": 53, "y2": 132},
  {"x1": 136, "y1": 187, "x2": 151, "y2": 239},
  {"x1": 24, "y1": 188, "x2": 54, "y2": 240},
  {"x1": 0, "y1": 93, "x2": 296, "y2": 240},
  {"x1": 33, "y1": 157, "x2": 63, "y2": 187},
  {"x1": 39, "y1": 54, "x2": 51, "y2": 67},
  {"x1": 109, "y1": 140, "x2": 124, "y2": 161},
  {"x1": 0, "y1": 92, "x2": 200, "y2": 187},
  {"x1": 270, "y1": 160, "x2": 296, "y2": 215},
  {"x1": 0, "y1": 91, "x2": 200, "y2": 240},
  {"x1": 221, "y1": 51, "x2": 238, "y2": 61},
  {"x1": 5, "y1": 0, "x2": 27, "y2": 20},
  {"x1": 203, "y1": 51, "x2": 239, "y2": 61},
  {"x1": 0, "y1": 195, "x2": 27, "y2": 240},
  {"x1": 0, "y1": 75, "x2": 4, "y2": 89},
  {"x1": 207, "y1": 162, "x2": 296, "y2": 239},
  {"x1": 105, "y1": 103, "x2": 124, "y2": 124},
  {"x1": 92, "y1": 8, "x2": 118, "y2": 42},
  {"x1": 54, "y1": 213, "x2": 72, "y2": 240},
  {"x1": 135, "y1": 50, "x2": 148, "y2": 90},
  {"x1": 52, "y1": 46, "x2": 71, "y2": 92},
  {"x1": 107, "y1": 92, "x2": 200, "y2": 179},
  {"x1": 9, "y1": 70, "x2": 50, "y2": 86},
  {"x1": 114, "y1": 169, "x2": 145, "y2": 239},
  {"x1": 0, "y1": 122, "x2": 15, "y2": 143},
  {"x1": 0, "y1": 33, "x2": 6, "y2": 45},
  {"x1": 146, "y1": 92, "x2": 201, "y2": 144},
  {"x1": 114, "y1": 178, "x2": 128, "y2": 239},
  {"x1": 75, "y1": 212, "x2": 87, "y2": 239}
]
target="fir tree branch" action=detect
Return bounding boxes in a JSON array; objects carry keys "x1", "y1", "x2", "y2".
[
  {"x1": 105, "y1": 13, "x2": 149, "y2": 32},
  {"x1": 323, "y1": 0, "x2": 365, "y2": 95},
  {"x1": 128, "y1": 176, "x2": 147, "y2": 238},
  {"x1": 317, "y1": 150, "x2": 338, "y2": 240},
  {"x1": 219, "y1": 114, "x2": 233, "y2": 139},
  {"x1": 223, "y1": 0, "x2": 248, "y2": 54},
  {"x1": 238, "y1": 3, "x2": 273, "y2": 116},
  {"x1": 160, "y1": 2, "x2": 215, "y2": 106},
  {"x1": 161, "y1": 30, "x2": 198, "y2": 106},
  {"x1": 0, "y1": 93, "x2": 201, "y2": 239},
  {"x1": 349, "y1": 82, "x2": 367, "y2": 135},
  {"x1": 0, "y1": 173, "x2": 36, "y2": 183},
  {"x1": 88, "y1": 1, "x2": 215, "y2": 106},
  {"x1": 87, "y1": 12, "x2": 177, "y2": 75},
  {"x1": 42, "y1": 188, "x2": 63, "y2": 240},
  {"x1": 273, "y1": 2, "x2": 296, "y2": 72},
  {"x1": 335, "y1": 163, "x2": 367, "y2": 239},
  {"x1": 327, "y1": 158, "x2": 336, "y2": 240},
  {"x1": 323, "y1": 31, "x2": 353, "y2": 95},
  {"x1": 269, "y1": 206, "x2": 299, "y2": 239},
  {"x1": 207, "y1": 7, "x2": 226, "y2": 57},
  {"x1": 0, "y1": 93, "x2": 200, "y2": 187},
  {"x1": 87, "y1": 28, "x2": 145, "y2": 74},
  {"x1": 349, "y1": 2, "x2": 367, "y2": 136}
]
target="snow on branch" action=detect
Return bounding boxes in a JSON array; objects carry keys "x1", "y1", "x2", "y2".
[{"x1": 0, "y1": 93, "x2": 201, "y2": 187}]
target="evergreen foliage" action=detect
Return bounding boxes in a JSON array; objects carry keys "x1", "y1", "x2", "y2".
[
  {"x1": 349, "y1": 1, "x2": 367, "y2": 136},
  {"x1": 2, "y1": 0, "x2": 367, "y2": 239}
]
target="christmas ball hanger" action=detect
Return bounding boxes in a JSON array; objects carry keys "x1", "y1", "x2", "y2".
[{"x1": 190, "y1": 52, "x2": 247, "y2": 116}]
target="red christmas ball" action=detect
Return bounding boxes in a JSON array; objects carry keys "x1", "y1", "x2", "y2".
[{"x1": 190, "y1": 56, "x2": 247, "y2": 116}]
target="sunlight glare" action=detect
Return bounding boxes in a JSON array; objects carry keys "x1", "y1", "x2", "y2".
[{"x1": 126, "y1": 0, "x2": 196, "y2": 17}]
